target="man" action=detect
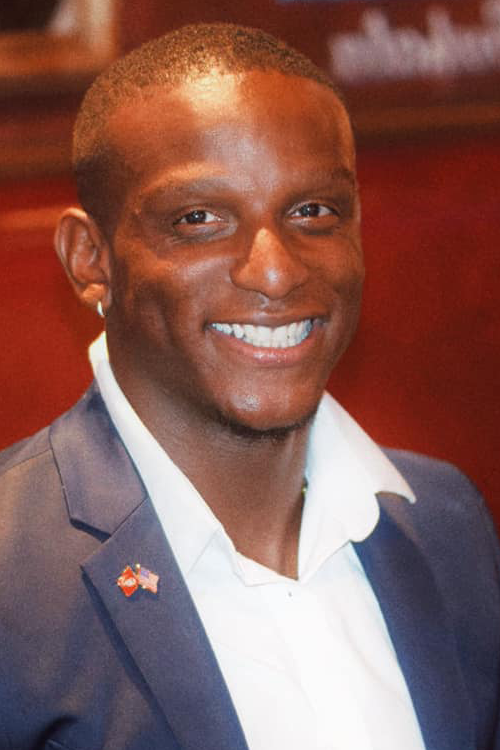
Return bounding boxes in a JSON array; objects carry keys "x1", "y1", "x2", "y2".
[{"x1": 0, "y1": 23, "x2": 499, "y2": 750}]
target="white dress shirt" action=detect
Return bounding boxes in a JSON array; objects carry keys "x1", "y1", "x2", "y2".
[{"x1": 89, "y1": 332, "x2": 426, "y2": 750}]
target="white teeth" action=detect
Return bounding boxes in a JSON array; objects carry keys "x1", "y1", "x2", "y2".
[
  {"x1": 272, "y1": 325, "x2": 288, "y2": 348},
  {"x1": 296, "y1": 320, "x2": 306, "y2": 341},
  {"x1": 287, "y1": 322, "x2": 298, "y2": 347},
  {"x1": 258, "y1": 325, "x2": 271, "y2": 347},
  {"x1": 211, "y1": 320, "x2": 314, "y2": 348},
  {"x1": 232, "y1": 323, "x2": 244, "y2": 339}
]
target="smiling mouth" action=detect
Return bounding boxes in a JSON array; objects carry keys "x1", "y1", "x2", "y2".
[{"x1": 210, "y1": 319, "x2": 314, "y2": 348}]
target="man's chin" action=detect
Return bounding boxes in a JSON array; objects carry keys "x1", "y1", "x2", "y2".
[{"x1": 212, "y1": 406, "x2": 318, "y2": 443}]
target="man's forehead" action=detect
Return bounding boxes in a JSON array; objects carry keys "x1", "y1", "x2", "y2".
[{"x1": 104, "y1": 68, "x2": 351, "y2": 154}]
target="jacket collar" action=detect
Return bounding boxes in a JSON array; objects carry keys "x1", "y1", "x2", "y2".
[{"x1": 50, "y1": 383, "x2": 147, "y2": 536}]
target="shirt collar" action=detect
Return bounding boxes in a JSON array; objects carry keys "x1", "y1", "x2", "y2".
[
  {"x1": 298, "y1": 393, "x2": 415, "y2": 579},
  {"x1": 89, "y1": 332, "x2": 415, "y2": 584}
]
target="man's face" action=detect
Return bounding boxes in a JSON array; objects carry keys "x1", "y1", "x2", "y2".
[{"x1": 104, "y1": 69, "x2": 364, "y2": 433}]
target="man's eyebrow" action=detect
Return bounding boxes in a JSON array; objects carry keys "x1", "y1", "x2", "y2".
[
  {"x1": 144, "y1": 176, "x2": 233, "y2": 200},
  {"x1": 285, "y1": 167, "x2": 358, "y2": 193},
  {"x1": 331, "y1": 167, "x2": 357, "y2": 187},
  {"x1": 309, "y1": 166, "x2": 356, "y2": 189},
  {"x1": 141, "y1": 165, "x2": 357, "y2": 205}
]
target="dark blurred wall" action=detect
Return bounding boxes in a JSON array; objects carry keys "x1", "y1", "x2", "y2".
[{"x1": 0, "y1": 0, "x2": 59, "y2": 31}]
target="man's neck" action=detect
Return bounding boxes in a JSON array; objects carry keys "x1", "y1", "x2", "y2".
[
  {"x1": 123, "y1": 381, "x2": 311, "y2": 579},
  {"x1": 179, "y1": 420, "x2": 310, "y2": 579}
]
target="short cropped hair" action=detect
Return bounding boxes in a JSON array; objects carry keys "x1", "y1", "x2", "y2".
[{"x1": 73, "y1": 23, "x2": 341, "y2": 236}]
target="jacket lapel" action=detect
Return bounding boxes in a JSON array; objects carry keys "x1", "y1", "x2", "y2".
[
  {"x1": 50, "y1": 385, "x2": 249, "y2": 750},
  {"x1": 354, "y1": 494, "x2": 475, "y2": 750}
]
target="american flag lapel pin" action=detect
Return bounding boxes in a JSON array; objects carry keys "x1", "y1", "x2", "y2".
[{"x1": 134, "y1": 563, "x2": 159, "y2": 594}]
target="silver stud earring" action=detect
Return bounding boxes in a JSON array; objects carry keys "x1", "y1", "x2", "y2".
[{"x1": 96, "y1": 301, "x2": 105, "y2": 318}]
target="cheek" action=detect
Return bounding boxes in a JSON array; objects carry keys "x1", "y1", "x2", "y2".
[
  {"x1": 110, "y1": 244, "x2": 220, "y2": 346},
  {"x1": 317, "y1": 249, "x2": 364, "y2": 358},
  {"x1": 344, "y1": 258, "x2": 365, "y2": 311},
  {"x1": 110, "y1": 247, "x2": 174, "y2": 340},
  {"x1": 317, "y1": 242, "x2": 364, "y2": 308},
  {"x1": 338, "y1": 256, "x2": 365, "y2": 345},
  {"x1": 337, "y1": 261, "x2": 364, "y2": 342}
]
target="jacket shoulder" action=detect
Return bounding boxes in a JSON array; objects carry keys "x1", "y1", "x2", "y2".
[
  {"x1": 0, "y1": 385, "x2": 99, "y2": 481},
  {"x1": 383, "y1": 447, "x2": 488, "y2": 515},
  {"x1": 0, "y1": 426, "x2": 51, "y2": 478},
  {"x1": 381, "y1": 447, "x2": 500, "y2": 581}
]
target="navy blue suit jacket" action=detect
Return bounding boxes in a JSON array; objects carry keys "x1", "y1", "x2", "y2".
[{"x1": 0, "y1": 384, "x2": 499, "y2": 750}]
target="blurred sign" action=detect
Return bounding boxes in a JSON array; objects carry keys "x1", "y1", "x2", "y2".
[
  {"x1": 329, "y1": 1, "x2": 500, "y2": 84},
  {"x1": 304, "y1": 0, "x2": 500, "y2": 136}
]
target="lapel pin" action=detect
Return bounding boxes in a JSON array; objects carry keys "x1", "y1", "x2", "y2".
[
  {"x1": 117, "y1": 565, "x2": 139, "y2": 597},
  {"x1": 117, "y1": 564, "x2": 159, "y2": 597},
  {"x1": 135, "y1": 563, "x2": 159, "y2": 594}
]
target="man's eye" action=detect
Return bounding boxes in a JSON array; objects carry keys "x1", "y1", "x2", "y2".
[
  {"x1": 292, "y1": 203, "x2": 336, "y2": 218},
  {"x1": 175, "y1": 209, "x2": 219, "y2": 225}
]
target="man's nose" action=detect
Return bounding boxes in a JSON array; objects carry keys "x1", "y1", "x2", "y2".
[{"x1": 230, "y1": 227, "x2": 309, "y2": 299}]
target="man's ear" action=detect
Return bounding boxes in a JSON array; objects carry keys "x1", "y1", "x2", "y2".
[{"x1": 55, "y1": 208, "x2": 112, "y2": 315}]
